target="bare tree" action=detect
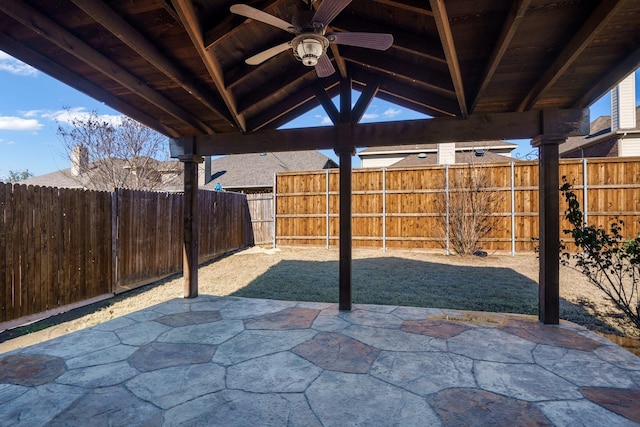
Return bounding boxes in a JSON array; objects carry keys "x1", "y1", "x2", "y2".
[
  {"x1": 434, "y1": 163, "x2": 505, "y2": 255},
  {"x1": 2, "y1": 169, "x2": 33, "y2": 183},
  {"x1": 57, "y1": 110, "x2": 174, "y2": 191}
]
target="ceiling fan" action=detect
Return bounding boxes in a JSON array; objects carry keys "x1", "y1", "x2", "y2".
[{"x1": 230, "y1": 0, "x2": 393, "y2": 77}]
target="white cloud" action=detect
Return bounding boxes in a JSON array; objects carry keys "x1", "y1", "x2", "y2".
[
  {"x1": 20, "y1": 109, "x2": 45, "y2": 118},
  {"x1": 0, "y1": 51, "x2": 38, "y2": 76},
  {"x1": 382, "y1": 108, "x2": 401, "y2": 117},
  {"x1": 42, "y1": 107, "x2": 124, "y2": 125},
  {"x1": 0, "y1": 116, "x2": 43, "y2": 131},
  {"x1": 320, "y1": 116, "x2": 332, "y2": 125},
  {"x1": 361, "y1": 113, "x2": 379, "y2": 120}
]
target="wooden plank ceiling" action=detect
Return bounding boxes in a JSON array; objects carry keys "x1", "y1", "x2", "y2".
[{"x1": 0, "y1": 0, "x2": 638, "y2": 142}]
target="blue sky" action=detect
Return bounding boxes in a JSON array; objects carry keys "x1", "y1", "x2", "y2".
[{"x1": 1, "y1": 50, "x2": 638, "y2": 177}]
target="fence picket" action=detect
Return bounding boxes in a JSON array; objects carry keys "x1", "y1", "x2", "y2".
[
  {"x1": 0, "y1": 185, "x2": 250, "y2": 327},
  {"x1": 275, "y1": 158, "x2": 640, "y2": 253}
]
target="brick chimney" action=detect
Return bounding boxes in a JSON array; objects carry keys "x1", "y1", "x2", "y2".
[
  {"x1": 611, "y1": 73, "x2": 636, "y2": 131},
  {"x1": 71, "y1": 145, "x2": 88, "y2": 176},
  {"x1": 198, "y1": 156, "x2": 212, "y2": 186}
]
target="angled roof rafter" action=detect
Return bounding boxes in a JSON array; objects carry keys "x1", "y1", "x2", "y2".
[
  {"x1": 236, "y1": 64, "x2": 314, "y2": 115},
  {"x1": 518, "y1": 0, "x2": 629, "y2": 111},
  {"x1": 349, "y1": 67, "x2": 458, "y2": 117},
  {"x1": 246, "y1": 77, "x2": 340, "y2": 131},
  {"x1": 172, "y1": 0, "x2": 246, "y2": 132},
  {"x1": 0, "y1": 1, "x2": 215, "y2": 134},
  {"x1": 313, "y1": 82, "x2": 340, "y2": 125},
  {"x1": 470, "y1": 0, "x2": 531, "y2": 113},
  {"x1": 372, "y1": 0, "x2": 434, "y2": 17},
  {"x1": 0, "y1": 33, "x2": 178, "y2": 137},
  {"x1": 352, "y1": 75, "x2": 382, "y2": 122},
  {"x1": 574, "y1": 44, "x2": 640, "y2": 108},
  {"x1": 429, "y1": 0, "x2": 467, "y2": 117},
  {"x1": 203, "y1": 0, "x2": 286, "y2": 50},
  {"x1": 70, "y1": 0, "x2": 233, "y2": 125},
  {"x1": 330, "y1": 16, "x2": 446, "y2": 64},
  {"x1": 341, "y1": 48, "x2": 455, "y2": 97}
]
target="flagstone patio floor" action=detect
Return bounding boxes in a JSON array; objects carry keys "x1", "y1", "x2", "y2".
[{"x1": 1, "y1": 295, "x2": 640, "y2": 426}]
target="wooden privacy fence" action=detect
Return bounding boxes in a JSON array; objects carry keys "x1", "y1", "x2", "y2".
[
  {"x1": 246, "y1": 193, "x2": 275, "y2": 245},
  {"x1": 275, "y1": 157, "x2": 640, "y2": 253},
  {"x1": 1, "y1": 184, "x2": 251, "y2": 327}
]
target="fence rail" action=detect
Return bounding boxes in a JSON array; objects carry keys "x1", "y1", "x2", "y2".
[
  {"x1": 1, "y1": 184, "x2": 250, "y2": 327},
  {"x1": 274, "y1": 158, "x2": 640, "y2": 253}
]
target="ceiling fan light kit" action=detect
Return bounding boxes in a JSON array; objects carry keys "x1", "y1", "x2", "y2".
[
  {"x1": 231, "y1": 0, "x2": 393, "y2": 77},
  {"x1": 292, "y1": 34, "x2": 329, "y2": 67}
]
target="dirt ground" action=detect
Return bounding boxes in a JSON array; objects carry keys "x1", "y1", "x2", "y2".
[{"x1": 1, "y1": 246, "x2": 637, "y2": 354}]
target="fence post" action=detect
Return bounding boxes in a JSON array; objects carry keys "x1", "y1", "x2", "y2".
[
  {"x1": 582, "y1": 157, "x2": 588, "y2": 226},
  {"x1": 511, "y1": 162, "x2": 516, "y2": 256},
  {"x1": 111, "y1": 188, "x2": 120, "y2": 294},
  {"x1": 445, "y1": 164, "x2": 450, "y2": 255},
  {"x1": 326, "y1": 169, "x2": 330, "y2": 249},
  {"x1": 273, "y1": 172, "x2": 277, "y2": 249},
  {"x1": 382, "y1": 167, "x2": 387, "y2": 252}
]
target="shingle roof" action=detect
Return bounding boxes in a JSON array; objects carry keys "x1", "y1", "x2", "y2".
[
  {"x1": 203, "y1": 151, "x2": 337, "y2": 190},
  {"x1": 20, "y1": 158, "x2": 182, "y2": 191},
  {"x1": 389, "y1": 151, "x2": 518, "y2": 168},
  {"x1": 560, "y1": 107, "x2": 640, "y2": 155},
  {"x1": 358, "y1": 140, "x2": 517, "y2": 155}
]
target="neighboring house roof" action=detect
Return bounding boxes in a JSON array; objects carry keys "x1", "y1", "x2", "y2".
[
  {"x1": 21, "y1": 157, "x2": 182, "y2": 191},
  {"x1": 358, "y1": 140, "x2": 518, "y2": 156},
  {"x1": 390, "y1": 151, "x2": 518, "y2": 168},
  {"x1": 203, "y1": 151, "x2": 338, "y2": 190},
  {"x1": 560, "y1": 107, "x2": 640, "y2": 155}
]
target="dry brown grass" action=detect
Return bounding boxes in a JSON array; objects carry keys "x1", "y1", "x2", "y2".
[{"x1": 1, "y1": 246, "x2": 637, "y2": 353}]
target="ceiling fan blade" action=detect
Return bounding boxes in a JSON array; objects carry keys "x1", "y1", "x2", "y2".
[
  {"x1": 327, "y1": 32, "x2": 394, "y2": 50},
  {"x1": 312, "y1": 0, "x2": 352, "y2": 27},
  {"x1": 230, "y1": 4, "x2": 295, "y2": 33},
  {"x1": 315, "y1": 53, "x2": 335, "y2": 78},
  {"x1": 246, "y1": 42, "x2": 291, "y2": 65}
]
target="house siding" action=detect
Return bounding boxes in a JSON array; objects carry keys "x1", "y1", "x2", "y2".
[{"x1": 562, "y1": 137, "x2": 619, "y2": 158}]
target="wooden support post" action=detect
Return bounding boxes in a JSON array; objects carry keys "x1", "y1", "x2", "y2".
[
  {"x1": 336, "y1": 77, "x2": 354, "y2": 311},
  {"x1": 335, "y1": 145, "x2": 355, "y2": 311},
  {"x1": 532, "y1": 135, "x2": 564, "y2": 324},
  {"x1": 179, "y1": 149, "x2": 203, "y2": 299}
]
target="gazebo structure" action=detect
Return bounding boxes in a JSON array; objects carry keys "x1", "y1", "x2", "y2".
[{"x1": 1, "y1": 0, "x2": 638, "y2": 325}]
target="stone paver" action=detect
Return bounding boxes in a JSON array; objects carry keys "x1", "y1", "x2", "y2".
[{"x1": 1, "y1": 295, "x2": 639, "y2": 426}]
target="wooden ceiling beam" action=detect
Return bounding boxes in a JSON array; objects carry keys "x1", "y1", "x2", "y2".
[
  {"x1": 313, "y1": 82, "x2": 340, "y2": 125},
  {"x1": 372, "y1": 0, "x2": 433, "y2": 17},
  {"x1": 350, "y1": 67, "x2": 459, "y2": 116},
  {"x1": 171, "y1": 0, "x2": 246, "y2": 132},
  {"x1": 179, "y1": 108, "x2": 589, "y2": 156},
  {"x1": 342, "y1": 48, "x2": 455, "y2": 97},
  {"x1": 517, "y1": 0, "x2": 628, "y2": 112},
  {"x1": 574, "y1": 44, "x2": 640, "y2": 108},
  {"x1": 236, "y1": 64, "x2": 313, "y2": 115},
  {"x1": 155, "y1": 0, "x2": 181, "y2": 23},
  {"x1": 0, "y1": 1, "x2": 215, "y2": 134},
  {"x1": 470, "y1": 0, "x2": 531, "y2": 113},
  {"x1": 203, "y1": 0, "x2": 284, "y2": 50},
  {"x1": 429, "y1": 0, "x2": 468, "y2": 118},
  {"x1": 0, "y1": 33, "x2": 179, "y2": 137},
  {"x1": 351, "y1": 75, "x2": 381, "y2": 123},
  {"x1": 247, "y1": 78, "x2": 340, "y2": 131},
  {"x1": 330, "y1": 16, "x2": 446, "y2": 64},
  {"x1": 70, "y1": 0, "x2": 233, "y2": 126}
]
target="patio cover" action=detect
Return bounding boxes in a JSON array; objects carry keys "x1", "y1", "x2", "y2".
[{"x1": 1, "y1": 0, "x2": 638, "y2": 323}]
